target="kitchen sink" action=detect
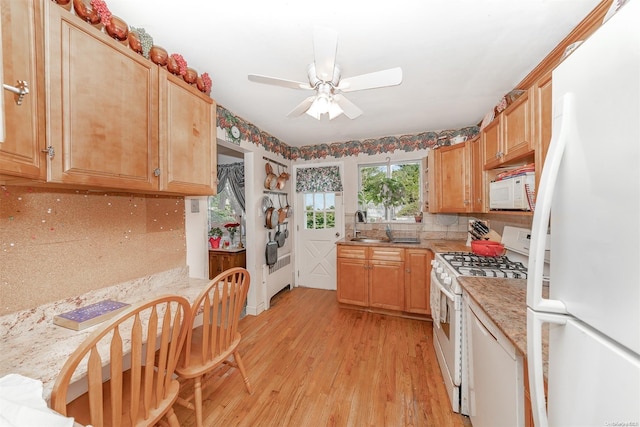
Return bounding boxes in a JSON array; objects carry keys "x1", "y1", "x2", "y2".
[{"x1": 350, "y1": 237, "x2": 390, "y2": 243}]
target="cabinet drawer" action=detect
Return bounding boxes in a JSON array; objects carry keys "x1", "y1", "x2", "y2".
[
  {"x1": 370, "y1": 247, "x2": 404, "y2": 262},
  {"x1": 337, "y1": 245, "x2": 368, "y2": 260}
]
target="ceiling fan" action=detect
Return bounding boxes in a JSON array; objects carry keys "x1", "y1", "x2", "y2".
[{"x1": 248, "y1": 27, "x2": 403, "y2": 120}]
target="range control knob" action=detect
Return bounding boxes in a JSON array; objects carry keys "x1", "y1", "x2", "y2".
[
  {"x1": 436, "y1": 267, "x2": 444, "y2": 274},
  {"x1": 444, "y1": 277, "x2": 452, "y2": 285}
]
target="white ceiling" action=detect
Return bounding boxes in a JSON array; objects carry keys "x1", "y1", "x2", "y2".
[{"x1": 106, "y1": 0, "x2": 601, "y2": 148}]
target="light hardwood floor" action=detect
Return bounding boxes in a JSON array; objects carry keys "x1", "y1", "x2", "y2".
[{"x1": 174, "y1": 287, "x2": 471, "y2": 427}]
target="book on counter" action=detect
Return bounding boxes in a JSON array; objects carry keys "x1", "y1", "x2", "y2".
[{"x1": 53, "y1": 299, "x2": 131, "y2": 331}]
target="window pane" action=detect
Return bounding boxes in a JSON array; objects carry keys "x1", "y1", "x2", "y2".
[
  {"x1": 305, "y1": 194, "x2": 314, "y2": 211},
  {"x1": 304, "y1": 192, "x2": 338, "y2": 229},
  {"x1": 358, "y1": 161, "x2": 421, "y2": 221}
]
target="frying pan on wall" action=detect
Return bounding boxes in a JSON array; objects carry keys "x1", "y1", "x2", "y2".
[
  {"x1": 264, "y1": 163, "x2": 277, "y2": 190},
  {"x1": 266, "y1": 232, "x2": 278, "y2": 266},
  {"x1": 275, "y1": 224, "x2": 285, "y2": 247}
]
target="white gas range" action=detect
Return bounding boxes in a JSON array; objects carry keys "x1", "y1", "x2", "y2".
[{"x1": 429, "y1": 226, "x2": 546, "y2": 415}]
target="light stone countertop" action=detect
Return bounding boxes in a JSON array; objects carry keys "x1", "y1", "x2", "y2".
[{"x1": 0, "y1": 267, "x2": 210, "y2": 402}]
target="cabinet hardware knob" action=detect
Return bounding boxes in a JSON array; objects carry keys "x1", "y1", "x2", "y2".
[{"x1": 153, "y1": 168, "x2": 161, "y2": 177}]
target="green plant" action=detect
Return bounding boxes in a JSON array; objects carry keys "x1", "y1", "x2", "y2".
[
  {"x1": 361, "y1": 176, "x2": 406, "y2": 210},
  {"x1": 208, "y1": 227, "x2": 223, "y2": 238}
]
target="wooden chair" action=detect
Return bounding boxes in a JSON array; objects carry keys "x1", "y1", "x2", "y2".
[
  {"x1": 50, "y1": 295, "x2": 191, "y2": 427},
  {"x1": 175, "y1": 267, "x2": 252, "y2": 427}
]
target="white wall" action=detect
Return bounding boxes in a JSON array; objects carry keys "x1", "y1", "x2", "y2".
[{"x1": 185, "y1": 196, "x2": 209, "y2": 279}]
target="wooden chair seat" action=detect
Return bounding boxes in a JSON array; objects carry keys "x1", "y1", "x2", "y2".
[
  {"x1": 176, "y1": 327, "x2": 242, "y2": 378},
  {"x1": 175, "y1": 267, "x2": 252, "y2": 427}
]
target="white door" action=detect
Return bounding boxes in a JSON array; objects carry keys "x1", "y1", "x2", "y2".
[{"x1": 296, "y1": 191, "x2": 343, "y2": 290}]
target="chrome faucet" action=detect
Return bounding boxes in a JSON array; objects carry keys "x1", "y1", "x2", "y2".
[{"x1": 354, "y1": 210, "x2": 366, "y2": 237}]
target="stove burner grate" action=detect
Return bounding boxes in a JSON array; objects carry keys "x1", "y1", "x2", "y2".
[{"x1": 440, "y1": 251, "x2": 528, "y2": 279}]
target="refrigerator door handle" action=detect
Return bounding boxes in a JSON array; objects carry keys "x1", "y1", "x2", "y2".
[
  {"x1": 527, "y1": 93, "x2": 576, "y2": 314},
  {"x1": 527, "y1": 308, "x2": 567, "y2": 427}
]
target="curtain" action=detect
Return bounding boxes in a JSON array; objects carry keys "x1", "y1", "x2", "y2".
[
  {"x1": 217, "y1": 162, "x2": 245, "y2": 211},
  {"x1": 295, "y1": 166, "x2": 343, "y2": 192}
]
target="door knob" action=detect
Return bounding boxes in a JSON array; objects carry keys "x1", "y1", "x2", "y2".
[{"x1": 335, "y1": 232, "x2": 341, "y2": 238}]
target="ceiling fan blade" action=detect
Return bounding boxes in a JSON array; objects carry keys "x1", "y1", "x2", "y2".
[
  {"x1": 338, "y1": 67, "x2": 403, "y2": 92},
  {"x1": 248, "y1": 74, "x2": 313, "y2": 90},
  {"x1": 333, "y1": 94, "x2": 362, "y2": 119},
  {"x1": 287, "y1": 96, "x2": 316, "y2": 117},
  {"x1": 313, "y1": 26, "x2": 338, "y2": 82}
]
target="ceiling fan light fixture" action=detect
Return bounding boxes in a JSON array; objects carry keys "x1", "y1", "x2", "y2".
[{"x1": 249, "y1": 27, "x2": 401, "y2": 121}]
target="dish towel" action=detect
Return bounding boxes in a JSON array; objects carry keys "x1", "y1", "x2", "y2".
[
  {"x1": 430, "y1": 281, "x2": 441, "y2": 329},
  {"x1": 0, "y1": 374, "x2": 75, "y2": 427}
]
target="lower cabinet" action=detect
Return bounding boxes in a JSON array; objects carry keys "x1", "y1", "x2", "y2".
[
  {"x1": 336, "y1": 245, "x2": 370, "y2": 306},
  {"x1": 208, "y1": 249, "x2": 246, "y2": 280},
  {"x1": 405, "y1": 249, "x2": 433, "y2": 315},
  {"x1": 337, "y1": 244, "x2": 432, "y2": 317}
]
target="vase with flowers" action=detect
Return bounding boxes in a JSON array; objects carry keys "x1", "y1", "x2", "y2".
[
  {"x1": 208, "y1": 226, "x2": 223, "y2": 249},
  {"x1": 224, "y1": 222, "x2": 240, "y2": 247}
]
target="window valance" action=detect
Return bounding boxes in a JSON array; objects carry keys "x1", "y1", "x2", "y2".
[{"x1": 295, "y1": 166, "x2": 343, "y2": 192}]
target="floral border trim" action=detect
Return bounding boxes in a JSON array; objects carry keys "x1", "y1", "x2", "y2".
[{"x1": 217, "y1": 105, "x2": 479, "y2": 161}]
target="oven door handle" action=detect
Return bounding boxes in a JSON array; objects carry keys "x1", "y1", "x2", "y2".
[{"x1": 433, "y1": 276, "x2": 455, "y2": 301}]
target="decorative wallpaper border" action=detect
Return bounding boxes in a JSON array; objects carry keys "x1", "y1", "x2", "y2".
[{"x1": 217, "y1": 105, "x2": 479, "y2": 161}]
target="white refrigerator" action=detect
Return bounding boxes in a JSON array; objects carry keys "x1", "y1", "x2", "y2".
[{"x1": 526, "y1": 1, "x2": 640, "y2": 426}]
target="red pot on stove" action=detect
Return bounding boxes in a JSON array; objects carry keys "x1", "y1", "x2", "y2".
[{"x1": 471, "y1": 240, "x2": 505, "y2": 257}]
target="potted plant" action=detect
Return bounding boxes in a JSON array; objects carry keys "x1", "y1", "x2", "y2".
[{"x1": 208, "y1": 226, "x2": 223, "y2": 249}]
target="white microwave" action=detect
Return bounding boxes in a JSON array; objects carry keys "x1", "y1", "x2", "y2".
[{"x1": 489, "y1": 173, "x2": 535, "y2": 210}]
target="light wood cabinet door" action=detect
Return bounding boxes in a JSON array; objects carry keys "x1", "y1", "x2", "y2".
[
  {"x1": 209, "y1": 250, "x2": 246, "y2": 279},
  {"x1": 0, "y1": 0, "x2": 46, "y2": 180},
  {"x1": 502, "y1": 88, "x2": 533, "y2": 162},
  {"x1": 426, "y1": 153, "x2": 439, "y2": 213},
  {"x1": 534, "y1": 71, "x2": 553, "y2": 194},
  {"x1": 437, "y1": 142, "x2": 471, "y2": 212},
  {"x1": 483, "y1": 90, "x2": 534, "y2": 170},
  {"x1": 337, "y1": 257, "x2": 368, "y2": 306},
  {"x1": 469, "y1": 137, "x2": 485, "y2": 212},
  {"x1": 482, "y1": 115, "x2": 502, "y2": 170},
  {"x1": 159, "y1": 70, "x2": 216, "y2": 195},
  {"x1": 404, "y1": 249, "x2": 433, "y2": 315},
  {"x1": 46, "y1": 3, "x2": 159, "y2": 191},
  {"x1": 369, "y1": 260, "x2": 405, "y2": 311}
]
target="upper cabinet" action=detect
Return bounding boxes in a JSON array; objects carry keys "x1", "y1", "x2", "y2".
[
  {"x1": 2, "y1": 2, "x2": 215, "y2": 196},
  {"x1": 0, "y1": 0, "x2": 46, "y2": 180},
  {"x1": 46, "y1": 4, "x2": 160, "y2": 191},
  {"x1": 533, "y1": 71, "x2": 553, "y2": 193},
  {"x1": 427, "y1": 136, "x2": 485, "y2": 214},
  {"x1": 45, "y1": 3, "x2": 216, "y2": 195},
  {"x1": 482, "y1": 89, "x2": 534, "y2": 170},
  {"x1": 159, "y1": 70, "x2": 216, "y2": 195}
]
